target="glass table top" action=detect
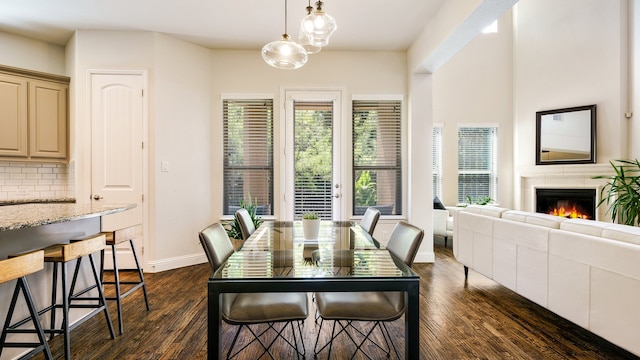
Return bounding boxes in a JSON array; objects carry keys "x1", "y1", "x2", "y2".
[{"x1": 212, "y1": 221, "x2": 417, "y2": 280}]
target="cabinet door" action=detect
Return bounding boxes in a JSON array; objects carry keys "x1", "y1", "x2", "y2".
[
  {"x1": 0, "y1": 74, "x2": 28, "y2": 157},
  {"x1": 28, "y1": 80, "x2": 68, "y2": 159}
]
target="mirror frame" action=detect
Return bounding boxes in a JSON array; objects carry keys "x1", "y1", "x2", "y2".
[{"x1": 535, "y1": 104, "x2": 597, "y2": 165}]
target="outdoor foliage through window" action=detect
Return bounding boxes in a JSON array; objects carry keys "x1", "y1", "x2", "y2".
[
  {"x1": 223, "y1": 99, "x2": 273, "y2": 216},
  {"x1": 294, "y1": 101, "x2": 333, "y2": 220},
  {"x1": 352, "y1": 100, "x2": 402, "y2": 216}
]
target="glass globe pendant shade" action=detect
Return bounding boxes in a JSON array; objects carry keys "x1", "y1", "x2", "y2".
[
  {"x1": 301, "y1": 1, "x2": 337, "y2": 47},
  {"x1": 298, "y1": 27, "x2": 321, "y2": 55},
  {"x1": 262, "y1": 34, "x2": 308, "y2": 70}
]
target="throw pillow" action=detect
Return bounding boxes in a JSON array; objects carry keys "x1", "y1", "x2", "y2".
[{"x1": 433, "y1": 196, "x2": 447, "y2": 210}]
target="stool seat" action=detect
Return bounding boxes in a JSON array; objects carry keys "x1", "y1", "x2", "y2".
[
  {"x1": 0, "y1": 250, "x2": 44, "y2": 283},
  {"x1": 0, "y1": 250, "x2": 53, "y2": 360},
  {"x1": 44, "y1": 234, "x2": 106, "y2": 263},
  {"x1": 104, "y1": 224, "x2": 142, "y2": 245}
]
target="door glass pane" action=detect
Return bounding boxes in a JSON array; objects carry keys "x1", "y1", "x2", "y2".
[{"x1": 294, "y1": 101, "x2": 333, "y2": 220}]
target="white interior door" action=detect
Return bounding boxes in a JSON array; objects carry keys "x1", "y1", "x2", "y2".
[
  {"x1": 90, "y1": 70, "x2": 146, "y2": 268},
  {"x1": 284, "y1": 90, "x2": 345, "y2": 221}
]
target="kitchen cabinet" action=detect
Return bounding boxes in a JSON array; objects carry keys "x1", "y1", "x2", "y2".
[{"x1": 0, "y1": 65, "x2": 69, "y2": 162}]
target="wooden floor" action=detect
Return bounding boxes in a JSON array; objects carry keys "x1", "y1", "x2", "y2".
[{"x1": 30, "y1": 241, "x2": 638, "y2": 360}]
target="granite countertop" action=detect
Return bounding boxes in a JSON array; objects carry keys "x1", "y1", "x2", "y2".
[
  {"x1": 0, "y1": 198, "x2": 76, "y2": 206},
  {"x1": 0, "y1": 203, "x2": 136, "y2": 232}
]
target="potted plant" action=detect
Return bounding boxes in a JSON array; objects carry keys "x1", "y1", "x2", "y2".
[
  {"x1": 593, "y1": 159, "x2": 640, "y2": 226},
  {"x1": 226, "y1": 194, "x2": 263, "y2": 240},
  {"x1": 302, "y1": 212, "x2": 320, "y2": 240}
]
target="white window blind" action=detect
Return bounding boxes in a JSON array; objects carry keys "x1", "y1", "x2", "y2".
[
  {"x1": 223, "y1": 99, "x2": 273, "y2": 216},
  {"x1": 457, "y1": 126, "x2": 498, "y2": 204},
  {"x1": 294, "y1": 101, "x2": 333, "y2": 220},
  {"x1": 433, "y1": 126, "x2": 443, "y2": 199},
  {"x1": 352, "y1": 100, "x2": 402, "y2": 216}
]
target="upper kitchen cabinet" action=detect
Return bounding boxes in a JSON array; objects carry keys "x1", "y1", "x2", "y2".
[{"x1": 0, "y1": 65, "x2": 69, "y2": 163}]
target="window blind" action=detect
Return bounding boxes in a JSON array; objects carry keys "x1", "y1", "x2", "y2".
[
  {"x1": 457, "y1": 127, "x2": 498, "y2": 204},
  {"x1": 223, "y1": 99, "x2": 273, "y2": 216},
  {"x1": 432, "y1": 126, "x2": 443, "y2": 199},
  {"x1": 352, "y1": 100, "x2": 402, "y2": 216},
  {"x1": 294, "y1": 101, "x2": 333, "y2": 220}
]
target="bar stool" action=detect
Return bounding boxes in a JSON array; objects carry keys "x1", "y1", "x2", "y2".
[
  {"x1": 43, "y1": 233, "x2": 115, "y2": 360},
  {"x1": 0, "y1": 250, "x2": 53, "y2": 360},
  {"x1": 100, "y1": 224, "x2": 149, "y2": 335}
]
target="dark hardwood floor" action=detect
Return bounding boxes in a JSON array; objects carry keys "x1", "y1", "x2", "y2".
[{"x1": 31, "y1": 241, "x2": 638, "y2": 359}]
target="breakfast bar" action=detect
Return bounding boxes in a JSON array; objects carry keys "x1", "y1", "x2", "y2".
[{"x1": 0, "y1": 202, "x2": 135, "y2": 359}]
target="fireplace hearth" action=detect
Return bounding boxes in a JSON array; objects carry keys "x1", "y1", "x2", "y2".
[{"x1": 536, "y1": 188, "x2": 596, "y2": 220}]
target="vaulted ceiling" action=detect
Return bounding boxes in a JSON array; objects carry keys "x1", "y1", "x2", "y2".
[{"x1": 0, "y1": 0, "x2": 446, "y2": 51}]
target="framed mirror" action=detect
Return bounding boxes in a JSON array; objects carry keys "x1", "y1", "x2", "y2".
[{"x1": 536, "y1": 104, "x2": 596, "y2": 165}]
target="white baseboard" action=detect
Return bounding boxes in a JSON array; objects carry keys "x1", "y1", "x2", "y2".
[
  {"x1": 414, "y1": 250, "x2": 435, "y2": 263},
  {"x1": 147, "y1": 253, "x2": 208, "y2": 273}
]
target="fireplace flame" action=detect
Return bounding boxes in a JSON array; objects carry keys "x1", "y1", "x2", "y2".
[{"x1": 549, "y1": 206, "x2": 590, "y2": 219}]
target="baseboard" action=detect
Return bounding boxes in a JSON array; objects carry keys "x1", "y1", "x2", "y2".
[
  {"x1": 414, "y1": 250, "x2": 435, "y2": 263},
  {"x1": 147, "y1": 253, "x2": 208, "y2": 273}
]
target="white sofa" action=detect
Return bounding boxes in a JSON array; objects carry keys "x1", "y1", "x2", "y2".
[{"x1": 452, "y1": 205, "x2": 640, "y2": 357}]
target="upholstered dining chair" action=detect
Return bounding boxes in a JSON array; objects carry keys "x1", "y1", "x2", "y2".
[
  {"x1": 313, "y1": 221, "x2": 424, "y2": 359},
  {"x1": 234, "y1": 208, "x2": 256, "y2": 241},
  {"x1": 360, "y1": 207, "x2": 381, "y2": 236},
  {"x1": 199, "y1": 223, "x2": 309, "y2": 359}
]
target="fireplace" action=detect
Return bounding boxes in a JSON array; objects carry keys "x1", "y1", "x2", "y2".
[{"x1": 536, "y1": 188, "x2": 596, "y2": 220}]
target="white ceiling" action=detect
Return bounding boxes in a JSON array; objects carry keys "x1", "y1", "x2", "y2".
[{"x1": 0, "y1": 0, "x2": 446, "y2": 51}]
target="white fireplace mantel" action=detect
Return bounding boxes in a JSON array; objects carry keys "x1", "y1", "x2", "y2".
[{"x1": 516, "y1": 163, "x2": 614, "y2": 222}]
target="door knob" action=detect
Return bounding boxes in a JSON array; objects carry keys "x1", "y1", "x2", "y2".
[
  {"x1": 334, "y1": 193, "x2": 340, "y2": 198},
  {"x1": 93, "y1": 195, "x2": 103, "y2": 200}
]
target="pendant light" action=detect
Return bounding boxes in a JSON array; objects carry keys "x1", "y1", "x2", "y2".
[
  {"x1": 262, "y1": 0, "x2": 308, "y2": 70},
  {"x1": 300, "y1": 1, "x2": 337, "y2": 48},
  {"x1": 298, "y1": 0, "x2": 321, "y2": 55}
]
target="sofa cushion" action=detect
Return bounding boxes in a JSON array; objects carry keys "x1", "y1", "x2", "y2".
[
  {"x1": 559, "y1": 218, "x2": 609, "y2": 237},
  {"x1": 600, "y1": 223, "x2": 640, "y2": 245},
  {"x1": 502, "y1": 210, "x2": 566, "y2": 229},
  {"x1": 462, "y1": 205, "x2": 509, "y2": 218}
]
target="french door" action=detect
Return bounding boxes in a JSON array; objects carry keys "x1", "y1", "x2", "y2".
[{"x1": 284, "y1": 90, "x2": 345, "y2": 220}]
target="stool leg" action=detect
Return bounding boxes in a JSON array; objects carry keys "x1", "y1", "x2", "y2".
[
  {"x1": 0, "y1": 278, "x2": 22, "y2": 358},
  {"x1": 20, "y1": 277, "x2": 54, "y2": 360},
  {"x1": 49, "y1": 263, "x2": 59, "y2": 341},
  {"x1": 111, "y1": 243, "x2": 124, "y2": 335},
  {"x1": 61, "y1": 262, "x2": 71, "y2": 360},
  {"x1": 89, "y1": 253, "x2": 116, "y2": 339},
  {"x1": 129, "y1": 239, "x2": 150, "y2": 311},
  {"x1": 0, "y1": 278, "x2": 53, "y2": 360}
]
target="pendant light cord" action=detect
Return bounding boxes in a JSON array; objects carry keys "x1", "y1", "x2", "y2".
[{"x1": 284, "y1": 0, "x2": 288, "y2": 36}]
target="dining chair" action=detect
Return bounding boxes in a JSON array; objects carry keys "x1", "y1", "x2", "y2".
[
  {"x1": 313, "y1": 221, "x2": 424, "y2": 359},
  {"x1": 199, "y1": 223, "x2": 309, "y2": 359},
  {"x1": 234, "y1": 208, "x2": 256, "y2": 241},
  {"x1": 360, "y1": 207, "x2": 381, "y2": 236}
]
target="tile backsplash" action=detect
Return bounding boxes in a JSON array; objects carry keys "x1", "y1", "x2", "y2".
[{"x1": 0, "y1": 162, "x2": 74, "y2": 200}]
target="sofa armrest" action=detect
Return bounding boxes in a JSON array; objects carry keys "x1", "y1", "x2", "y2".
[{"x1": 433, "y1": 209, "x2": 449, "y2": 237}]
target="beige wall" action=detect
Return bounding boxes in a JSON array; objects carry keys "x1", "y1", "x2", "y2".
[
  {"x1": 432, "y1": 11, "x2": 514, "y2": 208},
  {"x1": 0, "y1": 32, "x2": 65, "y2": 75},
  {"x1": 514, "y1": 0, "x2": 629, "y2": 167}
]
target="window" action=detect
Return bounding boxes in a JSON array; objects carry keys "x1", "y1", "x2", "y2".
[
  {"x1": 457, "y1": 126, "x2": 498, "y2": 204},
  {"x1": 352, "y1": 99, "x2": 402, "y2": 216},
  {"x1": 433, "y1": 125, "x2": 443, "y2": 199},
  {"x1": 223, "y1": 99, "x2": 273, "y2": 216},
  {"x1": 293, "y1": 100, "x2": 334, "y2": 220}
]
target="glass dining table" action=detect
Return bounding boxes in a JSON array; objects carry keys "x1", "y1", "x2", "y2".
[{"x1": 207, "y1": 221, "x2": 421, "y2": 359}]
